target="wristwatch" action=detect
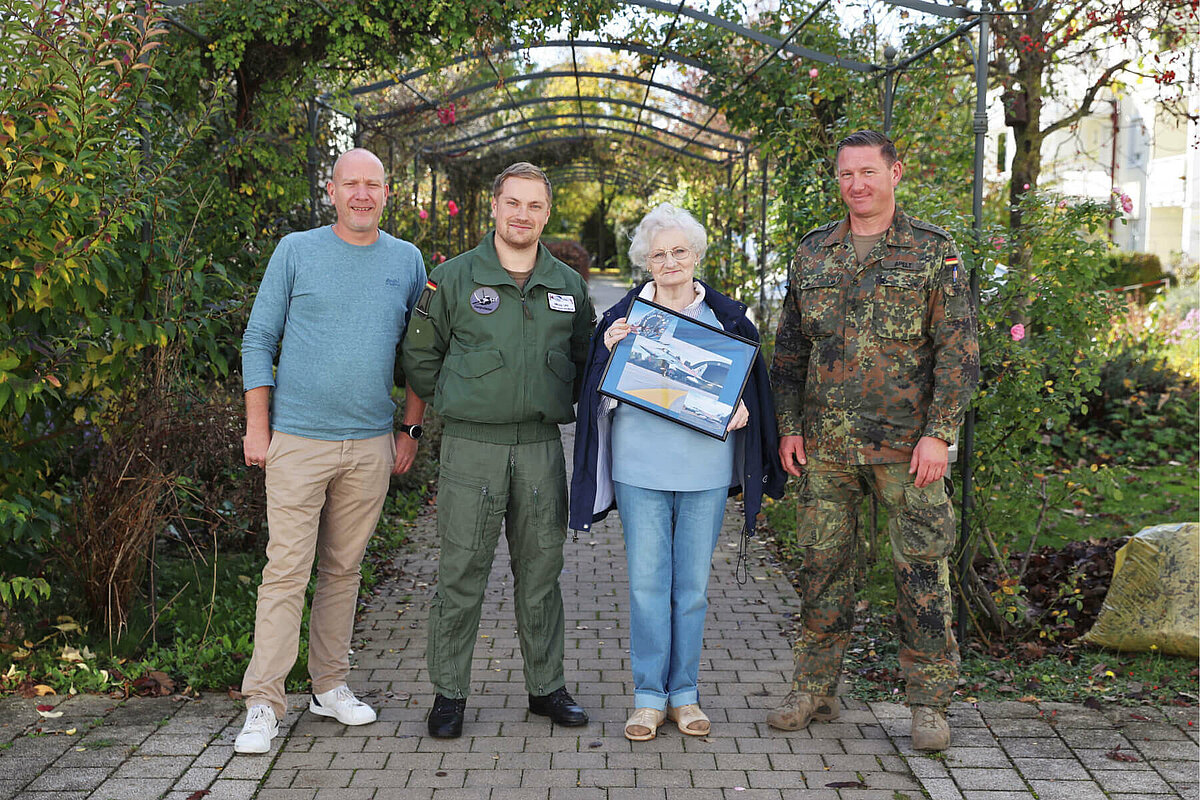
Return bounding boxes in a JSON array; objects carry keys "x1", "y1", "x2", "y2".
[{"x1": 400, "y1": 423, "x2": 423, "y2": 440}]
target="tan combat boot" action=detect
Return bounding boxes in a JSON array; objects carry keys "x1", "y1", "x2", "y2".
[
  {"x1": 911, "y1": 705, "x2": 951, "y2": 751},
  {"x1": 766, "y1": 691, "x2": 839, "y2": 731}
]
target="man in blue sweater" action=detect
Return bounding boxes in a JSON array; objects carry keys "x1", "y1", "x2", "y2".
[{"x1": 235, "y1": 148, "x2": 427, "y2": 754}]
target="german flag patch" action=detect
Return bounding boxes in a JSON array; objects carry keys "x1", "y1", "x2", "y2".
[
  {"x1": 415, "y1": 280, "x2": 437, "y2": 317},
  {"x1": 944, "y1": 255, "x2": 960, "y2": 283}
]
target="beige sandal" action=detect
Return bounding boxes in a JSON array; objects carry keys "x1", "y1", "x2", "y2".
[
  {"x1": 667, "y1": 704, "x2": 710, "y2": 736},
  {"x1": 624, "y1": 707, "x2": 666, "y2": 741}
]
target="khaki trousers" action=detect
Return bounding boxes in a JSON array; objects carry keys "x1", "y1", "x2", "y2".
[{"x1": 241, "y1": 431, "x2": 395, "y2": 718}]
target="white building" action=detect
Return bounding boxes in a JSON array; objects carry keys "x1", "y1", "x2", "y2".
[{"x1": 987, "y1": 47, "x2": 1199, "y2": 271}]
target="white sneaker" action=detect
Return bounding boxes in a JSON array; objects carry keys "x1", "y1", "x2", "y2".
[
  {"x1": 310, "y1": 685, "x2": 377, "y2": 725},
  {"x1": 234, "y1": 705, "x2": 278, "y2": 754}
]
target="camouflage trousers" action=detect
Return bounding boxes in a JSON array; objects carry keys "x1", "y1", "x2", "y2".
[{"x1": 789, "y1": 457, "x2": 959, "y2": 707}]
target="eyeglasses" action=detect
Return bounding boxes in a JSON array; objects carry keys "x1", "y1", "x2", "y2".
[{"x1": 648, "y1": 246, "x2": 692, "y2": 266}]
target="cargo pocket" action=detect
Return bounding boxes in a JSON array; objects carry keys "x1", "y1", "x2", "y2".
[
  {"x1": 942, "y1": 281, "x2": 971, "y2": 320},
  {"x1": 799, "y1": 273, "x2": 841, "y2": 338},
  {"x1": 533, "y1": 482, "x2": 567, "y2": 549},
  {"x1": 874, "y1": 270, "x2": 926, "y2": 340},
  {"x1": 794, "y1": 473, "x2": 820, "y2": 547},
  {"x1": 437, "y1": 471, "x2": 505, "y2": 552},
  {"x1": 896, "y1": 481, "x2": 954, "y2": 562},
  {"x1": 544, "y1": 350, "x2": 576, "y2": 420}
]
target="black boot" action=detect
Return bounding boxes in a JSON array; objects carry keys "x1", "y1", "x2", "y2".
[
  {"x1": 427, "y1": 694, "x2": 466, "y2": 739},
  {"x1": 528, "y1": 687, "x2": 588, "y2": 726}
]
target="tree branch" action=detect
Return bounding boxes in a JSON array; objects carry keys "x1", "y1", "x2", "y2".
[{"x1": 1042, "y1": 58, "x2": 1129, "y2": 137}]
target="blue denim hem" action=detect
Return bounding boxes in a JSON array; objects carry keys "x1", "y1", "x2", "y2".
[
  {"x1": 668, "y1": 690, "x2": 699, "y2": 708},
  {"x1": 633, "y1": 691, "x2": 668, "y2": 711}
]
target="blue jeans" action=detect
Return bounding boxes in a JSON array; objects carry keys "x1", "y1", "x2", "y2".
[{"x1": 614, "y1": 481, "x2": 728, "y2": 710}]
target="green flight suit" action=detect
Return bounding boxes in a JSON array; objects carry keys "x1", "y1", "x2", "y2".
[{"x1": 401, "y1": 232, "x2": 595, "y2": 699}]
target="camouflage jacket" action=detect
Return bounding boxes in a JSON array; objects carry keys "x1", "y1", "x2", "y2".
[{"x1": 769, "y1": 210, "x2": 980, "y2": 465}]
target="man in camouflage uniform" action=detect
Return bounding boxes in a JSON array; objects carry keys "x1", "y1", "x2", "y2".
[{"x1": 768, "y1": 130, "x2": 979, "y2": 751}]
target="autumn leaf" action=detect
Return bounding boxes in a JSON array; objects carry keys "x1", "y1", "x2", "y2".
[{"x1": 1106, "y1": 746, "x2": 1139, "y2": 763}]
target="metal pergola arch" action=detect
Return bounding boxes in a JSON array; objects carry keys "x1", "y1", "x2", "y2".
[
  {"x1": 391, "y1": 96, "x2": 750, "y2": 145},
  {"x1": 426, "y1": 113, "x2": 743, "y2": 158},
  {"x1": 164, "y1": 0, "x2": 1018, "y2": 638},
  {"x1": 332, "y1": 0, "x2": 999, "y2": 638}
]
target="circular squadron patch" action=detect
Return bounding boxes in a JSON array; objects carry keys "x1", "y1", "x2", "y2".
[{"x1": 469, "y1": 287, "x2": 501, "y2": 315}]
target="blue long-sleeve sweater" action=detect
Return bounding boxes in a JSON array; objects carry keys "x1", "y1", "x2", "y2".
[{"x1": 241, "y1": 226, "x2": 426, "y2": 441}]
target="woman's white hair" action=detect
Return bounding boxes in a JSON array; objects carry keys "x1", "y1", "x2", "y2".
[{"x1": 628, "y1": 202, "x2": 708, "y2": 272}]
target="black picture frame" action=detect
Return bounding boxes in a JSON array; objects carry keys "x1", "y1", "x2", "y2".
[{"x1": 598, "y1": 297, "x2": 759, "y2": 441}]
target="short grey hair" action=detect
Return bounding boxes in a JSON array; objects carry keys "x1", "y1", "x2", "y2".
[{"x1": 628, "y1": 203, "x2": 708, "y2": 271}]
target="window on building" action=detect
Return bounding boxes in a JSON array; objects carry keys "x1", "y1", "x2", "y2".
[{"x1": 1154, "y1": 108, "x2": 1186, "y2": 158}]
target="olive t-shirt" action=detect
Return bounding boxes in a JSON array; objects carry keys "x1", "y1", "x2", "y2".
[{"x1": 852, "y1": 231, "x2": 885, "y2": 264}]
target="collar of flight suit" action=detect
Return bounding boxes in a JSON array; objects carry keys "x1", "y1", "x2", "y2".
[{"x1": 469, "y1": 231, "x2": 568, "y2": 292}]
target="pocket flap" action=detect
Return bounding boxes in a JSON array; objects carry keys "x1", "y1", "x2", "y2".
[
  {"x1": 800, "y1": 273, "x2": 840, "y2": 290},
  {"x1": 878, "y1": 271, "x2": 926, "y2": 290},
  {"x1": 446, "y1": 349, "x2": 504, "y2": 378},
  {"x1": 546, "y1": 349, "x2": 576, "y2": 382}
]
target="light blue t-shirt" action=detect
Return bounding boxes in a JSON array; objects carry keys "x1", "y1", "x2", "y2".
[
  {"x1": 611, "y1": 302, "x2": 736, "y2": 492},
  {"x1": 241, "y1": 226, "x2": 426, "y2": 441}
]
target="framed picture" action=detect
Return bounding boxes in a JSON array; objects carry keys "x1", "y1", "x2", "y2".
[{"x1": 598, "y1": 297, "x2": 759, "y2": 441}]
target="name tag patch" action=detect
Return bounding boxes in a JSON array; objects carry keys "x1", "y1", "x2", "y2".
[
  {"x1": 547, "y1": 292, "x2": 576, "y2": 312},
  {"x1": 470, "y1": 286, "x2": 500, "y2": 315}
]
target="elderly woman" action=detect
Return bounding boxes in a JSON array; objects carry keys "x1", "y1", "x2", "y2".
[{"x1": 569, "y1": 203, "x2": 785, "y2": 741}]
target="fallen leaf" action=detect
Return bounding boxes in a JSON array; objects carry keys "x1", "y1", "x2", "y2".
[
  {"x1": 36, "y1": 708, "x2": 63, "y2": 718},
  {"x1": 1018, "y1": 695, "x2": 1039, "y2": 703},
  {"x1": 1082, "y1": 697, "x2": 1105, "y2": 711},
  {"x1": 827, "y1": 781, "x2": 868, "y2": 789},
  {"x1": 186, "y1": 791, "x2": 210, "y2": 800},
  {"x1": 1129, "y1": 713, "x2": 1150, "y2": 721},
  {"x1": 587, "y1": 741, "x2": 603, "y2": 748},
  {"x1": 1106, "y1": 746, "x2": 1139, "y2": 763},
  {"x1": 65, "y1": 728, "x2": 76, "y2": 735}
]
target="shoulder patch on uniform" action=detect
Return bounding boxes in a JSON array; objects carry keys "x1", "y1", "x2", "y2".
[
  {"x1": 414, "y1": 279, "x2": 437, "y2": 317},
  {"x1": 908, "y1": 218, "x2": 952, "y2": 240}
]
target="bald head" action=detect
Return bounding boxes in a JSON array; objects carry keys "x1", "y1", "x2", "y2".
[
  {"x1": 326, "y1": 148, "x2": 389, "y2": 245},
  {"x1": 332, "y1": 148, "x2": 386, "y2": 183}
]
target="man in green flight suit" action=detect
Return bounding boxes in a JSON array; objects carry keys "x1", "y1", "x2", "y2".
[
  {"x1": 768, "y1": 131, "x2": 979, "y2": 750},
  {"x1": 402, "y1": 162, "x2": 596, "y2": 739}
]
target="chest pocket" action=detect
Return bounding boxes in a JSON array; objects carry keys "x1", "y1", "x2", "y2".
[
  {"x1": 874, "y1": 268, "x2": 927, "y2": 340},
  {"x1": 799, "y1": 272, "x2": 841, "y2": 338}
]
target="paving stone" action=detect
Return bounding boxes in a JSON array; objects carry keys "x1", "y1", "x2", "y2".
[
  {"x1": 110, "y1": 754, "x2": 194, "y2": 778},
  {"x1": 1090, "y1": 767, "x2": 1174, "y2": 793},
  {"x1": 24, "y1": 767, "x2": 111, "y2": 792},
  {"x1": 945, "y1": 767, "x2": 1027, "y2": 791},
  {"x1": 946, "y1": 746, "x2": 1018, "y2": 768},
  {"x1": 1024, "y1": 780, "x2": 1109, "y2": 800},
  {"x1": 1073, "y1": 747, "x2": 1154, "y2": 771},
  {"x1": 919, "y1": 777, "x2": 965, "y2": 800},
  {"x1": 90, "y1": 777, "x2": 177, "y2": 797},
  {"x1": 997, "y1": 737, "x2": 1072, "y2": 759},
  {"x1": 204, "y1": 779, "x2": 262, "y2": 799}
]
